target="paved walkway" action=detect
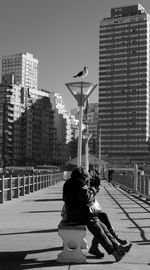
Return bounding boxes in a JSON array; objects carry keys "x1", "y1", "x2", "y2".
[{"x1": 0, "y1": 179, "x2": 150, "y2": 270}]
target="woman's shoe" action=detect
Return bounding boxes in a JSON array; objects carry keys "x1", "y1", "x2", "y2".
[
  {"x1": 89, "y1": 247, "x2": 105, "y2": 258},
  {"x1": 109, "y1": 228, "x2": 127, "y2": 245},
  {"x1": 118, "y1": 242, "x2": 132, "y2": 255},
  {"x1": 112, "y1": 249, "x2": 123, "y2": 262},
  {"x1": 112, "y1": 242, "x2": 132, "y2": 262},
  {"x1": 117, "y1": 238, "x2": 127, "y2": 245}
]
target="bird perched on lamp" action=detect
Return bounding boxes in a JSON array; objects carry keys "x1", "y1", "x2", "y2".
[{"x1": 73, "y1": 66, "x2": 88, "y2": 78}]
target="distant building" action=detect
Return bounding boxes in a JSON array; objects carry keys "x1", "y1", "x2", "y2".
[
  {"x1": 99, "y1": 4, "x2": 150, "y2": 164},
  {"x1": 1, "y1": 52, "x2": 38, "y2": 89},
  {"x1": 49, "y1": 92, "x2": 73, "y2": 165},
  {"x1": 87, "y1": 103, "x2": 99, "y2": 156},
  {"x1": 0, "y1": 82, "x2": 55, "y2": 167}
]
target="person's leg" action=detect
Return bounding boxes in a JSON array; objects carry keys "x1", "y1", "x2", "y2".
[
  {"x1": 97, "y1": 212, "x2": 127, "y2": 245},
  {"x1": 97, "y1": 212, "x2": 112, "y2": 230},
  {"x1": 86, "y1": 217, "x2": 132, "y2": 261},
  {"x1": 89, "y1": 237, "x2": 105, "y2": 258},
  {"x1": 86, "y1": 217, "x2": 118, "y2": 255}
]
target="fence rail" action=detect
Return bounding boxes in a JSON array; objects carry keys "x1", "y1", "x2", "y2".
[
  {"x1": 0, "y1": 172, "x2": 64, "y2": 204},
  {"x1": 112, "y1": 168, "x2": 150, "y2": 200}
]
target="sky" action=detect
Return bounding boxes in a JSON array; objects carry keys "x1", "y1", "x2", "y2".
[{"x1": 0, "y1": 0, "x2": 150, "y2": 112}]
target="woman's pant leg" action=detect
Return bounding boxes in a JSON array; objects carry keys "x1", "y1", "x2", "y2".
[
  {"x1": 97, "y1": 212, "x2": 113, "y2": 230},
  {"x1": 86, "y1": 217, "x2": 115, "y2": 254},
  {"x1": 100, "y1": 220, "x2": 119, "y2": 247}
]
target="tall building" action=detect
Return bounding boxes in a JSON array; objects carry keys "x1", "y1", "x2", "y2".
[
  {"x1": 1, "y1": 52, "x2": 38, "y2": 89},
  {"x1": 49, "y1": 92, "x2": 72, "y2": 165},
  {"x1": 87, "y1": 103, "x2": 99, "y2": 156},
  {"x1": 99, "y1": 4, "x2": 150, "y2": 164},
  {"x1": 0, "y1": 81, "x2": 55, "y2": 167}
]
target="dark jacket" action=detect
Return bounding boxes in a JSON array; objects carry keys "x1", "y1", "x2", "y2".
[{"x1": 62, "y1": 176, "x2": 98, "y2": 223}]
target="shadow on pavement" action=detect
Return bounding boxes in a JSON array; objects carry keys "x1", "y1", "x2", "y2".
[
  {"x1": 25, "y1": 210, "x2": 61, "y2": 213},
  {"x1": 34, "y1": 199, "x2": 62, "y2": 202},
  {"x1": 105, "y1": 187, "x2": 150, "y2": 244},
  {"x1": 0, "y1": 249, "x2": 116, "y2": 270},
  {"x1": 0, "y1": 228, "x2": 58, "y2": 236},
  {"x1": 0, "y1": 247, "x2": 63, "y2": 270},
  {"x1": 132, "y1": 240, "x2": 150, "y2": 245},
  {"x1": 23, "y1": 198, "x2": 62, "y2": 202}
]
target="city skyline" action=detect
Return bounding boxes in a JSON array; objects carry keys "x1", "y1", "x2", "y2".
[{"x1": 0, "y1": 0, "x2": 150, "y2": 111}]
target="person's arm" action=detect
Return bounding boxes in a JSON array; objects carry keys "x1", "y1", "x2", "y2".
[{"x1": 78, "y1": 184, "x2": 97, "y2": 204}]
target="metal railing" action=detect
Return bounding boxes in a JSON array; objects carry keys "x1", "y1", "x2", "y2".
[
  {"x1": 111, "y1": 166, "x2": 150, "y2": 200},
  {"x1": 0, "y1": 172, "x2": 64, "y2": 204}
]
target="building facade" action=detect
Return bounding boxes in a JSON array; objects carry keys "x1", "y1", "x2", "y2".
[
  {"x1": 0, "y1": 82, "x2": 55, "y2": 167},
  {"x1": 2, "y1": 52, "x2": 38, "y2": 89},
  {"x1": 99, "y1": 4, "x2": 150, "y2": 164},
  {"x1": 49, "y1": 92, "x2": 73, "y2": 165},
  {"x1": 87, "y1": 103, "x2": 99, "y2": 156}
]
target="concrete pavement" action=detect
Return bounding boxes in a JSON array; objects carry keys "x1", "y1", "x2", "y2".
[{"x1": 0, "y1": 179, "x2": 150, "y2": 270}]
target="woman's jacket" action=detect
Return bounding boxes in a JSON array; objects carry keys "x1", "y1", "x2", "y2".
[{"x1": 62, "y1": 176, "x2": 100, "y2": 223}]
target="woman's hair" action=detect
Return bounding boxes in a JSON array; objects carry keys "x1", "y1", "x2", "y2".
[{"x1": 71, "y1": 166, "x2": 89, "y2": 182}]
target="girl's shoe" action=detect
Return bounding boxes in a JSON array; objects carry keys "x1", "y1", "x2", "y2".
[
  {"x1": 112, "y1": 242, "x2": 132, "y2": 262},
  {"x1": 89, "y1": 247, "x2": 105, "y2": 258}
]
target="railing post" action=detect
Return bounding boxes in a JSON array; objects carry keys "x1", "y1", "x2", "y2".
[
  {"x1": 142, "y1": 175, "x2": 145, "y2": 196},
  {"x1": 16, "y1": 175, "x2": 20, "y2": 198},
  {"x1": 22, "y1": 175, "x2": 25, "y2": 196},
  {"x1": 44, "y1": 175, "x2": 46, "y2": 188},
  {"x1": 145, "y1": 175, "x2": 148, "y2": 198},
  {"x1": 32, "y1": 174, "x2": 35, "y2": 192},
  {"x1": 39, "y1": 174, "x2": 41, "y2": 190},
  {"x1": 50, "y1": 173, "x2": 53, "y2": 185},
  {"x1": 146, "y1": 176, "x2": 150, "y2": 201},
  {"x1": 133, "y1": 164, "x2": 138, "y2": 193},
  {"x1": 48, "y1": 173, "x2": 50, "y2": 186},
  {"x1": 36, "y1": 174, "x2": 38, "y2": 191},
  {"x1": 27, "y1": 175, "x2": 30, "y2": 194},
  {"x1": 43, "y1": 174, "x2": 45, "y2": 188},
  {"x1": 45, "y1": 174, "x2": 47, "y2": 188},
  {"x1": 41, "y1": 174, "x2": 44, "y2": 189},
  {"x1": 46, "y1": 174, "x2": 48, "y2": 187},
  {"x1": 0, "y1": 175, "x2": 4, "y2": 203},
  {"x1": 8, "y1": 175, "x2": 12, "y2": 200}
]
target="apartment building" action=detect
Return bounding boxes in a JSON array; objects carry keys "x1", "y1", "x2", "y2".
[
  {"x1": 0, "y1": 81, "x2": 55, "y2": 167},
  {"x1": 2, "y1": 52, "x2": 38, "y2": 89},
  {"x1": 87, "y1": 103, "x2": 99, "y2": 156},
  {"x1": 99, "y1": 4, "x2": 150, "y2": 164},
  {"x1": 49, "y1": 92, "x2": 72, "y2": 164}
]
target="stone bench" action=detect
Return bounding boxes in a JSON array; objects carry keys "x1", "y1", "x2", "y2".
[{"x1": 57, "y1": 220, "x2": 88, "y2": 263}]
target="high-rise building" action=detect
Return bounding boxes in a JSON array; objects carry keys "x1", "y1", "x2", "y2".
[
  {"x1": 99, "y1": 4, "x2": 150, "y2": 164},
  {"x1": 1, "y1": 52, "x2": 38, "y2": 89},
  {"x1": 49, "y1": 92, "x2": 72, "y2": 165},
  {"x1": 0, "y1": 83, "x2": 55, "y2": 167},
  {"x1": 87, "y1": 103, "x2": 99, "y2": 156}
]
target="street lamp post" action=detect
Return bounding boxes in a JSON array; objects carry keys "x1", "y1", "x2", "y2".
[
  {"x1": 66, "y1": 81, "x2": 97, "y2": 167},
  {"x1": 83, "y1": 132, "x2": 92, "y2": 171}
]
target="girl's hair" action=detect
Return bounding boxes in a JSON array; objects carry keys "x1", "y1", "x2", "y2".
[{"x1": 71, "y1": 166, "x2": 89, "y2": 181}]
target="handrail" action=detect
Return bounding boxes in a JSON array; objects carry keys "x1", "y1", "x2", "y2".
[
  {"x1": 0, "y1": 172, "x2": 64, "y2": 204},
  {"x1": 111, "y1": 169, "x2": 150, "y2": 201}
]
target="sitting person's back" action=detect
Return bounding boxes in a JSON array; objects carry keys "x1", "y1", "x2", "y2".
[{"x1": 62, "y1": 166, "x2": 95, "y2": 223}]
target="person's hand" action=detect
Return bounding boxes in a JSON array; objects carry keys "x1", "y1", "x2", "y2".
[{"x1": 90, "y1": 176, "x2": 100, "y2": 190}]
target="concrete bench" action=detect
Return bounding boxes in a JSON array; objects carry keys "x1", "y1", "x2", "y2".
[{"x1": 57, "y1": 220, "x2": 88, "y2": 263}]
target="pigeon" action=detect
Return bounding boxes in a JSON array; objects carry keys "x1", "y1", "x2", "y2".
[{"x1": 73, "y1": 66, "x2": 88, "y2": 78}]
